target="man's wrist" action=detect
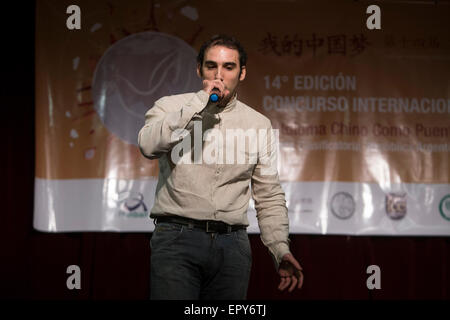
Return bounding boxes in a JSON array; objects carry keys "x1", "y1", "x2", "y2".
[
  {"x1": 197, "y1": 90, "x2": 210, "y2": 105},
  {"x1": 267, "y1": 242, "x2": 291, "y2": 270}
]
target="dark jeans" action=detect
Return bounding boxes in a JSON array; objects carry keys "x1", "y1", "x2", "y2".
[{"x1": 150, "y1": 221, "x2": 252, "y2": 300}]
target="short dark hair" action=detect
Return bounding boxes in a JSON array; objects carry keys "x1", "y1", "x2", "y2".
[{"x1": 197, "y1": 34, "x2": 247, "y2": 75}]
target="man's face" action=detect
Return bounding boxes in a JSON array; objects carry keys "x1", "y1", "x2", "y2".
[{"x1": 197, "y1": 45, "x2": 246, "y2": 103}]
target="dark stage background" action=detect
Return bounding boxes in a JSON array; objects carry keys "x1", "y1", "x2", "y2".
[{"x1": 1, "y1": 2, "x2": 449, "y2": 300}]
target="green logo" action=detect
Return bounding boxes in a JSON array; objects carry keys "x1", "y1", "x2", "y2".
[
  {"x1": 439, "y1": 195, "x2": 450, "y2": 221},
  {"x1": 118, "y1": 211, "x2": 147, "y2": 218}
]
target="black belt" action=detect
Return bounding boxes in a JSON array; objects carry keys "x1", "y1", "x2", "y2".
[{"x1": 155, "y1": 216, "x2": 246, "y2": 234}]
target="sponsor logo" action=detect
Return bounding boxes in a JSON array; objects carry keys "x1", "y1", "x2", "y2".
[
  {"x1": 439, "y1": 194, "x2": 450, "y2": 221},
  {"x1": 117, "y1": 191, "x2": 148, "y2": 218},
  {"x1": 330, "y1": 192, "x2": 355, "y2": 219},
  {"x1": 385, "y1": 193, "x2": 407, "y2": 220}
]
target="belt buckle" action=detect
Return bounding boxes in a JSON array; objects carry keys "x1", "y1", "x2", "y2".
[
  {"x1": 206, "y1": 221, "x2": 223, "y2": 233},
  {"x1": 206, "y1": 221, "x2": 214, "y2": 233}
]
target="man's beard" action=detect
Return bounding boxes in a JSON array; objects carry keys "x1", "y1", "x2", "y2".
[{"x1": 218, "y1": 90, "x2": 236, "y2": 107}]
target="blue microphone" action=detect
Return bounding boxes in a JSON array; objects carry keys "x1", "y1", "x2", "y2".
[{"x1": 209, "y1": 93, "x2": 219, "y2": 103}]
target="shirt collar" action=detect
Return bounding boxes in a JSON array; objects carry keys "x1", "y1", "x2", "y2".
[{"x1": 220, "y1": 92, "x2": 238, "y2": 113}]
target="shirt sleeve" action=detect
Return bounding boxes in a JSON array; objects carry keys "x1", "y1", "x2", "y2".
[
  {"x1": 138, "y1": 90, "x2": 209, "y2": 159},
  {"x1": 251, "y1": 124, "x2": 291, "y2": 270}
]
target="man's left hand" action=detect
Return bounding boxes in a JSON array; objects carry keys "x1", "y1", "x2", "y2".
[{"x1": 277, "y1": 253, "x2": 304, "y2": 292}]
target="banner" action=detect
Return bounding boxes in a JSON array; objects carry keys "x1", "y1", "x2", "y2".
[{"x1": 34, "y1": 0, "x2": 450, "y2": 235}]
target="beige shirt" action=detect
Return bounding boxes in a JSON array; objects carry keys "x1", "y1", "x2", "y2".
[{"x1": 138, "y1": 90, "x2": 290, "y2": 266}]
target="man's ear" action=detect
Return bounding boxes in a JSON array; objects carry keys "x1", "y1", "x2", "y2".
[
  {"x1": 197, "y1": 63, "x2": 202, "y2": 78},
  {"x1": 239, "y1": 66, "x2": 246, "y2": 81}
]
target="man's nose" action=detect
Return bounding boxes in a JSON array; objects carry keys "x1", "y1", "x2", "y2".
[{"x1": 215, "y1": 67, "x2": 223, "y2": 81}]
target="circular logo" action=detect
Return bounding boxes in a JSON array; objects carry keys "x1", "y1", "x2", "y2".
[
  {"x1": 330, "y1": 192, "x2": 355, "y2": 219},
  {"x1": 92, "y1": 31, "x2": 201, "y2": 145},
  {"x1": 439, "y1": 194, "x2": 450, "y2": 221}
]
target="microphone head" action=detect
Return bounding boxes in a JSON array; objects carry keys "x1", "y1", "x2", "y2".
[{"x1": 209, "y1": 93, "x2": 219, "y2": 103}]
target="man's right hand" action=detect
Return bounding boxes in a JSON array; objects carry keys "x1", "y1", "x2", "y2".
[
  {"x1": 201, "y1": 80, "x2": 229, "y2": 114},
  {"x1": 202, "y1": 79, "x2": 230, "y2": 102}
]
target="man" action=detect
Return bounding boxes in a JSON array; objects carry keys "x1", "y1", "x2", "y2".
[{"x1": 138, "y1": 34, "x2": 304, "y2": 300}]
